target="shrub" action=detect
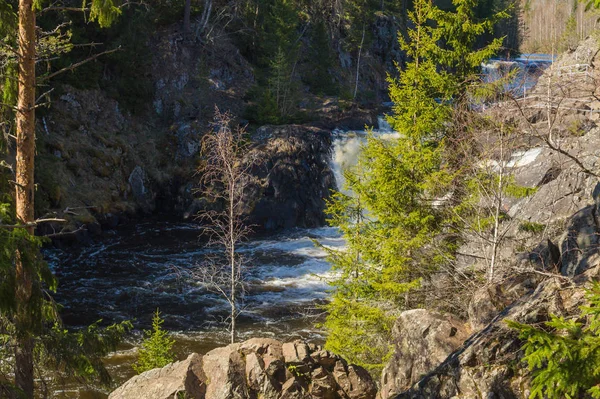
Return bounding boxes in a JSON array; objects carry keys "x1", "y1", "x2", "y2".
[
  {"x1": 507, "y1": 283, "x2": 600, "y2": 399},
  {"x1": 133, "y1": 309, "x2": 176, "y2": 374}
]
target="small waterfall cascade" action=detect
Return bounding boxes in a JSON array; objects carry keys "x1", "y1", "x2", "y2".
[
  {"x1": 330, "y1": 115, "x2": 398, "y2": 191},
  {"x1": 481, "y1": 54, "x2": 554, "y2": 98}
]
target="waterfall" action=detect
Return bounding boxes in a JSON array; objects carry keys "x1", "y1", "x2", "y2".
[
  {"x1": 481, "y1": 55, "x2": 552, "y2": 98},
  {"x1": 329, "y1": 115, "x2": 399, "y2": 192}
]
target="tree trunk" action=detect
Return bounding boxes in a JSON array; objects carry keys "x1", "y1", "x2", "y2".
[
  {"x1": 353, "y1": 24, "x2": 366, "y2": 101},
  {"x1": 15, "y1": 0, "x2": 36, "y2": 394},
  {"x1": 184, "y1": 0, "x2": 191, "y2": 37},
  {"x1": 229, "y1": 181, "x2": 236, "y2": 344}
]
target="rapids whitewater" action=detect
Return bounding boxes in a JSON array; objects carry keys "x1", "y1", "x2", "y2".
[{"x1": 45, "y1": 120, "x2": 393, "y2": 397}]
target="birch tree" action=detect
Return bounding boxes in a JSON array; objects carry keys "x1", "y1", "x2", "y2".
[{"x1": 195, "y1": 108, "x2": 257, "y2": 344}]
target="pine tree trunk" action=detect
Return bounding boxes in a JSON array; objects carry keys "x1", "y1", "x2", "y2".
[
  {"x1": 15, "y1": 0, "x2": 36, "y2": 394},
  {"x1": 183, "y1": 0, "x2": 191, "y2": 37}
]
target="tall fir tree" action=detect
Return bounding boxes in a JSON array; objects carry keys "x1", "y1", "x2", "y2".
[{"x1": 321, "y1": 0, "x2": 505, "y2": 373}]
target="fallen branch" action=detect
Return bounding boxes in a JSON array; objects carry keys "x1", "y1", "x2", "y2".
[{"x1": 0, "y1": 218, "x2": 68, "y2": 230}]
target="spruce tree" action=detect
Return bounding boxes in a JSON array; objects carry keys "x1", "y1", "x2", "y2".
[
  {"x1": 133, "y1": 310, "x2": 176, "y2": 374},
  {"x1": 507, "y1": 284, "x2": 600, "y2": 399},
  {"x1": 322, "y1": 0, "x2": 455, "y2": 373},
  {"x1": 321, "y1": 0, "x2": 506, "y2": 373}
]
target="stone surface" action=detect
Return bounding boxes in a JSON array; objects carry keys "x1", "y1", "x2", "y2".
[
  {"x1": 108, "y1": 353, "x2": 206, "y2": 399},
  {"x1": 110, "y1": 339, "x2": 377, "y2": 399},
  {"x1": 245, "y1": 125, "x2": 336, "y2": 231},
  {"x1": 390, "y1": 267, "x2": 597, "y2": 399},
  {"x1": 379, "y1": 310, "x2": 470, "y2": 399},
  {"x1": 468, "y1": 274, "x2": 539, "y2": 331}
]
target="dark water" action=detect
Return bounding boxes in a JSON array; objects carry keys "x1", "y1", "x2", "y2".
[{"x1": 44, "y1": 221, "x2": 344, "y2": 397}]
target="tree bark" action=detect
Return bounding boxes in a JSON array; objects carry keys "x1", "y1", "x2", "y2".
[
  {"x1": 15, "y1": 0, "x2": 36, "y2": 393},
  {"x1": 184, "y1": 0, "x2": 191, "y2": 37}
]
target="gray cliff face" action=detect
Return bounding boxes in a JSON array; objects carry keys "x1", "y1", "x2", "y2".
[{"x1": 380, "y1": 37, "x2": 600, "y2": 399}]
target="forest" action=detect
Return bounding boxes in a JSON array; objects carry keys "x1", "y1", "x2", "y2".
[{"x1": 2, "y1": 0, "x2": 600, "y2": 397}]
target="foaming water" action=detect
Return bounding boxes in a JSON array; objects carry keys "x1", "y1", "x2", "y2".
[
  {"x1": 46, "y1": 221, "x2": 343, "y2": 397},
  {"x1": 331, "y1": 115, "x2": 400, "y2": 191},
  {"x1": 47, "y1": 118, "x2": 402, "y2": 397}
]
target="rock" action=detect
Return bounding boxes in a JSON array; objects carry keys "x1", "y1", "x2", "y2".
[
  {"x1": 379, "y1": 309, "x2": 470, "y2": 399},
  {"x1": 282, "y1": 340, "x2": 311, "y2": 364},
  {"x1": 173, "y1": 122, "x2": 202, "y2": 159},
  {"x1": 202, "y1": 344, "x2": 248, "y2": 399},
  {"x1": 468, "y1": 274, "x2": 539, "y2": 331},
  {"x1": 311, "y1": 349, "x2": 338, "y2": 369},
  {"x1": 128, "y1": 165, "x2": 155, "y2": 212},
  {"x1": 245, "y1": 125, "x2": 335, "y2": 231},
  {"x1": 128, "y1": 166, "x2": 147, "y2": 200},
  {"x1": 333, "y1": 361, "x2": 377, "y2": 399},
  {"x1": 108, "y1": 353, "x2": 206, "y2": 399},
  {"x1": 281, "y1": 378, "x2": 309, "y2": 399},
  {"x1": 392, "y1": 267, "x2": 596, "y2": 399},
  {"x1": 111, "y1": 339, "x2": 378, "y2": 399},
  {"x1": 559, "y1": 204, "x2": 600, "y2": 276},
  {"x1": 309, "y1": 366, "x2": 338, "y2": 399}
]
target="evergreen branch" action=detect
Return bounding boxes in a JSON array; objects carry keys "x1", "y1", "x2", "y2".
[{"x1": 40, "y1": 6, "x2": 89, "y2": 13}]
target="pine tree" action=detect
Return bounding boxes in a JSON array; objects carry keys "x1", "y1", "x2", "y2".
[
  {"x1": 133, "y1": 310, "x2": 176, "y2": 374},
  {"x1": 507, "y1": 283, "x2": 600, "y2": 399},
  {"x1": 0, "y1": 0, "x2": 122, "y2": 393}
]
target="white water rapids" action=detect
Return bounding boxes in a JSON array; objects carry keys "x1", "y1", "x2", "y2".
[{"x1": 46, "y1": 117, "x2": 395, "y2": 398}]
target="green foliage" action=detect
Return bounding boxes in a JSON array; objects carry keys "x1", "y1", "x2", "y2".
[
  {"x1": 518, "y1": 222, "x2": 545, "y2": 234},
  {"x1": 507, "y1": 283, "x2": 600, "y2": 399},
  {"x1": 250, "y1": 0, "x2": 301, "y2": 66},
  {"x1": 559, "y1": 12, "x2": 578, "y2": 52},
  {"x1": 305, "y1": 20, "x2": 338, "y2": 95},
  {"x1": 133, "y1": 309, "x2": 176, "y2": 374},
  {"x1": 87, "y1": 0, "x2": 122, "y2": 28},
  {"x1": 503, "y1": 179, "x2": 538, "y2": 198},
  {"x1": 0, "y1": 0, "x2": 17, "y2": 37},
  {"x1": 320, "y1": 0, "x2": 506, "y2": 373},
  {"x1": 37, "y1": 320, "x2": 133, "y2": 384},
  {"x1": 433, "y1": 0, "x2": 507, "y2": 95}
]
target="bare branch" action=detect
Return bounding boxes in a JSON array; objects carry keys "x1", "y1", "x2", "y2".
[{"x1": 39, "y1": 47, "x2": 121, "y2": 82}]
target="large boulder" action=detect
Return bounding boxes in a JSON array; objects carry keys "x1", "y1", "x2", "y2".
[
  {"x1": 245, "y1": 125, "x2": 335, "y2": 231},
  {"x1": 109, "y1": 353, "x2": 206, "y2": 399},
  {"x1": 110, "y1": 339, "x2": 377, "y2": 399},
  {"x1": 392, "y1": 267, "x2": 596, "y2": 399},
  {"x1": 379, "y1": 310, "x2": 470, "y2": 399}
]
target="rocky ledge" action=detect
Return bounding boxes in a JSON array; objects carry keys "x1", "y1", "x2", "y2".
[{"x1": 109, "y1": 339, "x2": 377, "y2": 399}]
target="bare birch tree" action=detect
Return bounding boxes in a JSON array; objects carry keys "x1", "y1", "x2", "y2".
[{"x1": 195, "y1": 108, "x2": 256, "y2": 344}]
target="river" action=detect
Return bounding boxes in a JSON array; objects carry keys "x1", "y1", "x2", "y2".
[{"x1": 45, "y1": 124, "x2": 384, "y2": 397}]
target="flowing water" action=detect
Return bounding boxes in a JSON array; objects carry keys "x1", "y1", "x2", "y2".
[
  {"x1": 45, "y1": 118, "x2": 398, "y2": 398},
  {"x1": 481, "y1": 53, "x2": 555, "y2": 98}
]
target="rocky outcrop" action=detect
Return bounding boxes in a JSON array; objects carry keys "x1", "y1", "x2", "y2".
[
  {"x1": 379, "y1": 310, "x2": 470, "y2": 399},
  {"x1": 245, "y1": 125, "x2": 335, "y2": 231},
  {"x1": 110, "y1": 339, "x2": 377, "y2": 399},
  {"x1": 391, "y1": 267, "x2": 595, "y2": 399},
  {"x1": 109, "y1": 353, "x2": 206, "y2": 399}
]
